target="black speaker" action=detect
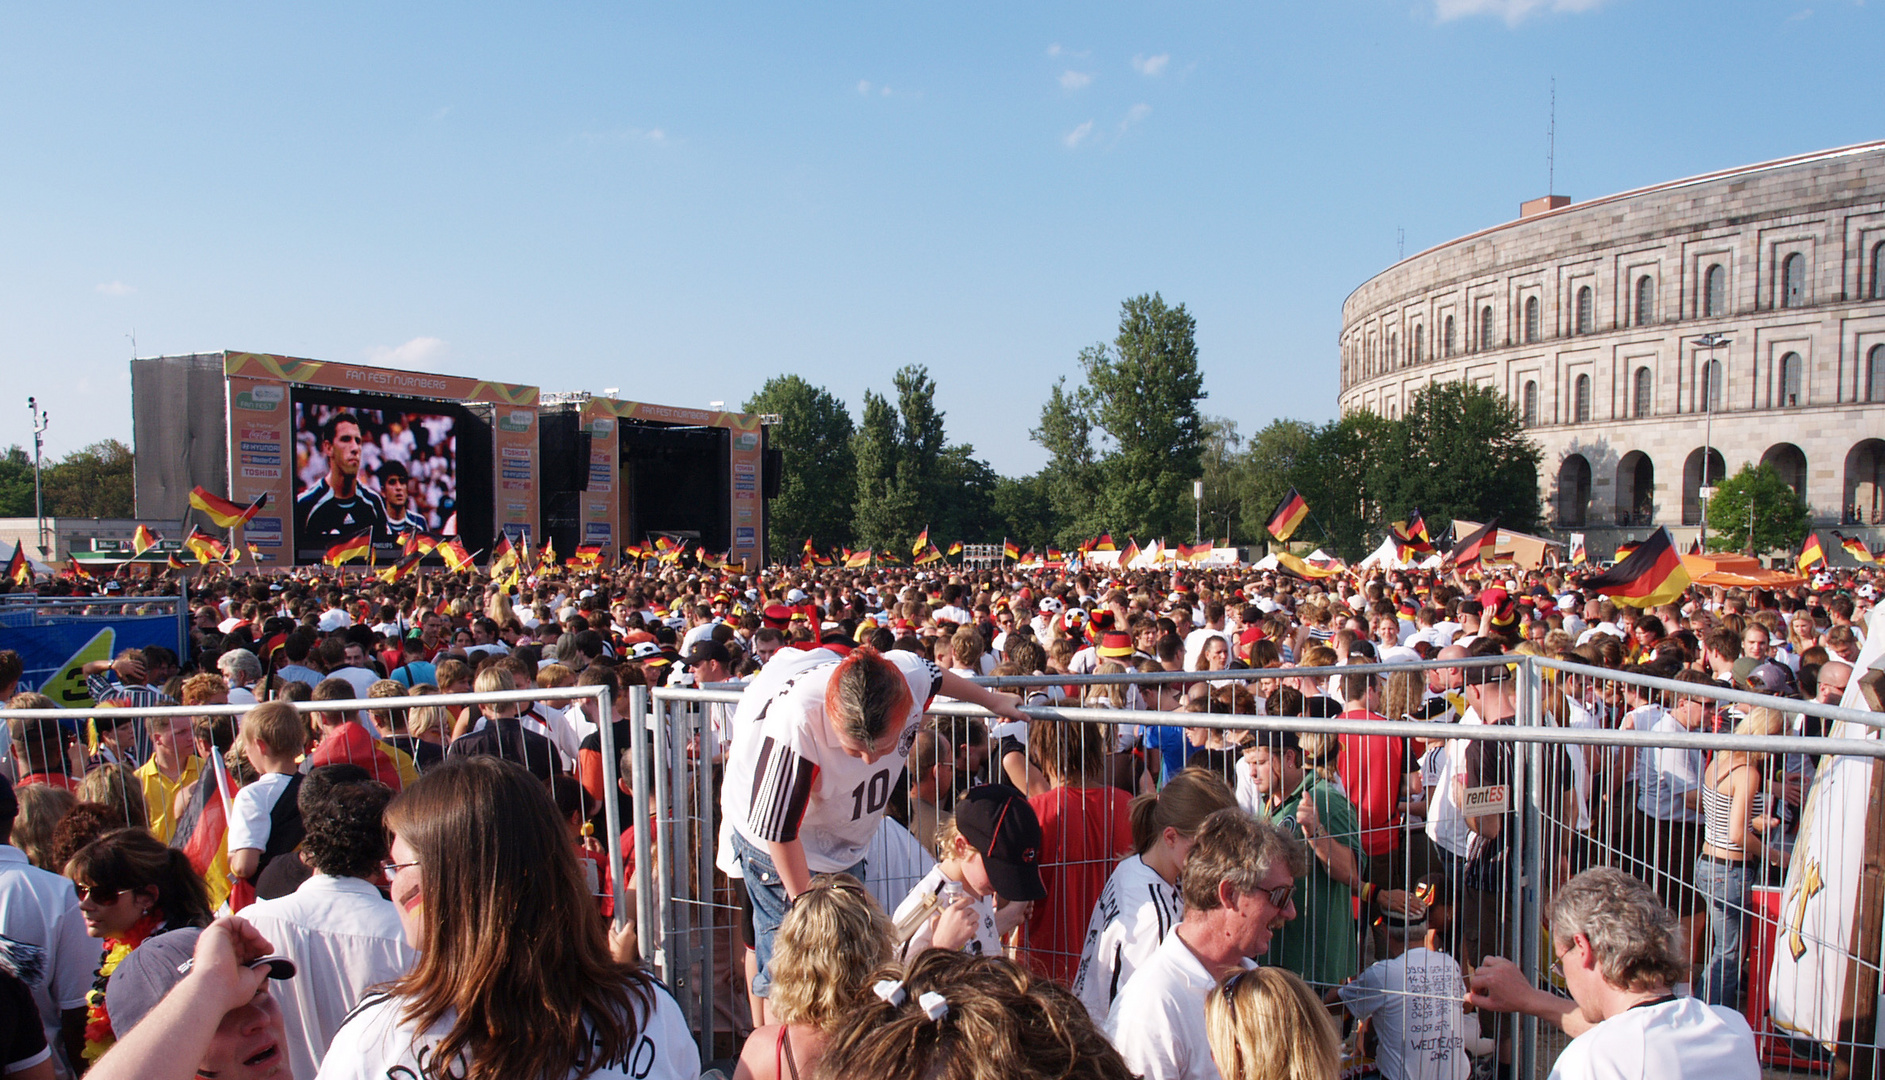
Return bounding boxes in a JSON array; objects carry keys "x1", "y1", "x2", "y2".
[
  {"x1": 762, "y1": 447, "x2": 783, "y2": 500},
  {"x1": 538, "y1": 410, "x2": 594, "y2": 493}
]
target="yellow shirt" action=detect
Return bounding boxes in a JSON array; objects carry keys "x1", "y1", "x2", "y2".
[{"x1": 135, "y1": 754, "x2": 201, "y2": 844}]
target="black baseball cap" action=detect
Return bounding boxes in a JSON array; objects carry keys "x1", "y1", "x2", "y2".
[
  {"x1": 953, "y1": 786, "x2": 1047, "y2": 902},
  {"x1": 679, "y1": 640, "x2": 731, "y2": 668},
  {"x1": 107, "y1": 928, "x2": 295, "y2": 1038}
]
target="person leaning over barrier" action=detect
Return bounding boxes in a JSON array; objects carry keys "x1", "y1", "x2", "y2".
[{"x1": 1465, "y1": 866, "x2": 1758, "y2": 1080}]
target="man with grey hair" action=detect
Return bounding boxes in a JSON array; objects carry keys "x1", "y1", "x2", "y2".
[
  {"x1": 1467, "y1": 867, "x2": 1757, "y2": 1078},
  {"x1": 1105, "y1": 808, "x2": 1307, "y2": 1080},
  {"x1": 217, "y1": 648, "x2": 263, "y2": 705}
]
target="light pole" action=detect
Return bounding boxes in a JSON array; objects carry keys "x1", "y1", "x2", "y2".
[
  {"x1": 26, "y1": 397, "x2": 48, "y2": 556},
  {"x1": 1694, "y1": 333, "x2": 1730, "y2": 550},
  {"x1": 1193, "y1": 480, "x2": 1203, "y2": 546}
]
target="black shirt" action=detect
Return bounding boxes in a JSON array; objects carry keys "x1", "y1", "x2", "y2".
[{"x1": 449, "y1": 716, "x2": 565, "y2": 783}]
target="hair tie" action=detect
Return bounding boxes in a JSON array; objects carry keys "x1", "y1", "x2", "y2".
[
  {"x1": 873, "y1": 979, "x2": 907, "y2": 1006},
  {"x1": 919, "y1": 991, "x2": 949, "y2": 1021}
]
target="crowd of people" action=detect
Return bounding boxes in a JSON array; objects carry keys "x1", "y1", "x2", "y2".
[{"x1": 0, "y1": 551, "x2": 1875, "y2": 1079}]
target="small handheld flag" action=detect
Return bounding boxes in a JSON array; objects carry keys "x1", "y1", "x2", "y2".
[
  {"x1": 947, "y1": 541, "x2": 963, "y2": 557},
  {"x1": 188, "y1": 487, "x2": 267, "y2": 529},
  {"x1": 912, "y1": 527, "x2": 930, "y2": 558},
  {"x1": 131, "y1": 525, "x2": 161, "y2": 557},
  {"x1": 323, "y1": 531, "x2": 373, "y2": 567},
  {"x1": 1445, "y1": 519, "x2": 1500, "y2": 572},
  {"x1": 1834, "y1": 531, "x2": 1876, "y2": 564},
  {"x1": 440, "y1": 538, "x2": 477, "y2": 573},
  {"x1": 6, "y1": 542, "x2": 29, "y2": 586},
  {"x1": 1797, "y1": 532, "x2": 1826, "y2": 574},
  {"x1": 1003, "y1": 539, "x2": 1020, "y2": 561},
  {"x1": 1266, "y1": 489, "x2": 1310, "y2": 543}
]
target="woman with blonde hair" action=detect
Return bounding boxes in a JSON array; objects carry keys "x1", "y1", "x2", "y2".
[
  {"x1": 1694, "y1": 705, "x2": 1784, "y2": 1007},
  {"x1": 9, "y1": 781, "x2": 77, "y2": 868},
  {"x1": 733, "y1": 873, "x2": 892, "y2": 1080},
  {"x1": 1070, "y1": 768, "x2": 1237, "y2": 1019},
  {"x1": 74, "y1": 763, "x2": 148, "y2": 831},
  {"x1": 1205, "y1": 966, "x2": 1342, "y2": 1080}
]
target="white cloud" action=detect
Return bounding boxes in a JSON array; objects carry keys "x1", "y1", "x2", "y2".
[
  {"x1": 1059, "y1": 70, "x2": 1092, "y2": 90},
  {"x1": 1786, "y1": 7, "x2": 1813, "y2": 19},
  {"x1": 857, "y1": 80, "x2": 895, "y2": 97},
  {"x1": 365, "y1": 337, "x2": 449, "y2": 370},
  {"x1": 577, "y1": 127, "x2": 668, "y2": 146},
  {"x1": 95, "y1": 281, "x2": 134, "y2": 297},
  {"x1": 1063, "y1": 120, "x2": 1095, "y2": 149},
  {"x1": 1132, "y1": 53, "x2": 1170, "y2": 76},
  {"x1": 858, "y1": 79, "x2": 873, "y2": 94},
  {"x1": 1119, "y1": 103, "x2": 1152, "y2": 132},
  {"x1": 1434, "y1": 0, "x2": 1607, "y2": 25}
]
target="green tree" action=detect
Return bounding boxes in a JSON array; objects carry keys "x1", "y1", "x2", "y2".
[
  {"x1": 991, "y1": 473, "x2": 1055, "y2": 551},
  {"x1": 1704, "y1": 463, "x2": 1810, "y2": 555},
  {"x1": 744, "y1": 376, "x2": 856, "y2": 562},
  {"x1": 1293, "y1": 412, "x2": 1397, "y2": 560},
  {"x1": 0, "y1": 446, "x2": 36, "y2": 517},
  {"x1": 1030, "y1": 376, "x2": 1101, "y2": 545},
  {"x1": 1376, "y1": 382, "x2": 1543, "y2": 537},
  {"x1": 851, "y1": 391, "x2": 915, "y2": 550},
  {"x1": 932, "y1": 443, "x2": 999, "y2": 545},
  {"x1": 1196, "y1": 417, "x2": 1245, "y2": 546},
  {"x1": 1072, "y1": 293, "x2": 1208, "y2": 541},
  {"x1": 45, "y1": 440, "x2": 134, "y2": 518},
  {"x1": 1240, "y1": 419, "x2": 1317, "y2": 546}
]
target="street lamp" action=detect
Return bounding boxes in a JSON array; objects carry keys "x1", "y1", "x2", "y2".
[
  {"x1": 1694, "y1": 333, "x2": 1730, "y2": 550},
  {"x1": 1193, "y1": 480, "x2": 1203, "y2": 545},
  {"x1": 26, "y1": 398, "x2": 48, "y2": 556}
]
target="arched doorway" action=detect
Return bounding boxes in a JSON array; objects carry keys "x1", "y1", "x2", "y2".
[
  {"x1": 1847, "y1": 439, "x2": 1885, "y2": 525},
  {"x1": 1556, "y1": 455, "x2": 1591, "y2": 527},
  {"x1": 1683, "y1": 447, "x2": 1727, "y2": 526},
  {"x1": 1617, "y1": 451, "x2": 1655, "y2": 526},
  {"x1": 1760, "y1": 444, "x2": 1808, "y2": 502}
]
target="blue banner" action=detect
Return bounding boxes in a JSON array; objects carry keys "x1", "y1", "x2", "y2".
[{"x1": 2, "y1": 615, "x2": 183, "y2": 707}]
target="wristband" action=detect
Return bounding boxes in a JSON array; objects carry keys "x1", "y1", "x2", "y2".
[{"x1": 1360, "y1": 881, "x2": 1377, "y2": 905}]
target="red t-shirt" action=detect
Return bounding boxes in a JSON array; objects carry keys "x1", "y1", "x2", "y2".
[
  {"x1": 309, "y1": 721, "x2": 404, "y2": 791},
  {"x1": 1022, "y1": 784, "x2": 1132, "y2": 985},
  {"x1": 1336, "y1": 713, "x2": 1406, "y2": 857}
]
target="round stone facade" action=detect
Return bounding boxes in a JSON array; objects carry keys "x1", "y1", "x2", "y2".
[{"x1": 1338, "y1": 142, "x2": 1885, "y2": 559}]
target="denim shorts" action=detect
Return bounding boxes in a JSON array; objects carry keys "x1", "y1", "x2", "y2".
[{"x1": 730, "y1": 830, "x2": 865, "y2": 997}]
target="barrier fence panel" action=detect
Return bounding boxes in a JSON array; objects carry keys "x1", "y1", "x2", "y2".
[{"x1": 648, "y1": 657, "x2": 1885, "y2": 1078}]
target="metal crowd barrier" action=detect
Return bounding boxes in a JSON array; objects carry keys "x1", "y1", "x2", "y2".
[{"x1": 643, "y1": 655, "x2": 1885, "y2": 1076}]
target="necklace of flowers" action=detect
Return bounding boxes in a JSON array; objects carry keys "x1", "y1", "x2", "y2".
[{"x1": 82, "y1": 912, "x2": 164, "y2": 1062}]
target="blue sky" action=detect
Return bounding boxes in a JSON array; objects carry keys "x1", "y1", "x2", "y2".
[{"x1": 0, "y1": 0, "x2": 1875, "y2": 477}]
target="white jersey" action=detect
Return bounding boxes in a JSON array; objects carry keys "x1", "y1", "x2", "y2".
[
  {"x1": 721, "y1": 649, "x2": 943, "y2": 872},
  {"x1": 1071, "y1": 854, "x2": 1182, "y2": 1021},
  {"x1": 317, "y1": 985, "x2": 700, "y2": 1080},
  {"x1": 1337, "y1": 948, "x2": 1476, "y2": 1080},
  {"x1": 891, "y1": 865, "x2": 1001, "y2": 961},
  {"x1": 1105, "y1": 929, "x2": 1253, "y2": 1080},
  {"x1": 1547, "y1": 996, "x2": 1757, "y2": 1080},
  {"x1": 714, "y1": 648, "x2": 841, "y2": 879},
  {"x1": 1424, "y1": 706, "x2": 1484, "y2": 860}
]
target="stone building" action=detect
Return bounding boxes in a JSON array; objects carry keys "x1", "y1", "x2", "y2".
[{"x1": 1338, "y1": 141, "x2": 1885, "y2": 558}]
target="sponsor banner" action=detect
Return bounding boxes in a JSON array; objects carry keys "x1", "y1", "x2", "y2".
[
  {"x1": 583, "y1": 521, "x2": 613, "y2": 545},
  {"x1": 8, "y1": 617, "x2": 182, "y2": 708},
  {"x1": 578, "y1": 396, "x2": 766, "y2": 566}
]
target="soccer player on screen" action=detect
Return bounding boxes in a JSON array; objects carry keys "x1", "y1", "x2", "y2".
[
  {"x1": 378, "y1": 459, "x2": 425, "y2": 534},
  {"x1": 294, "y1": 411, "x2": 388, "y2": 541}
]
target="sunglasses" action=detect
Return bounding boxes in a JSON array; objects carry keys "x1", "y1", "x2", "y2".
[
  {"x1": 1256, "y1": 881, "x2": 1295, "y2": 909},
  {"x1": 73, "y1": 883, "x2": 124, "y2": 905}
]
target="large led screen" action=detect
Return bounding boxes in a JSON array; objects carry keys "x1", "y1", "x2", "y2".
[{"x1": 292, "y1": 400, "x2": 459, "y2": 544}]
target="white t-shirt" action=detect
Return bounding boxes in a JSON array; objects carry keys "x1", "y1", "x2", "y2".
[
  {"x1": 1105, "y1": 929, "x2": 1254, "y2": 1080},
  {"x1": 1071, "y1": 854, "x2": 1182, "y2": 1021},
  {"x1": 1425, "y1": 706, "x2": 1485, "y2": 860},
  {"x1": 227, "y1": 771, "x2": 298, "y2": 853},
  {"x1": 892, "y1": 865, "x2": 1001, "y2": 961},
  {"x1": 1337, "y1": 948, "x2": 1474, "y2": 1080},
  {"x1": 1547, "y1": 996, "x2": 1758, "y2": 1080},
  {"x1": 714, "y1": 648, "x2": 841, "y2": 879},
  {"x1": 723, "y1": 649, "x2": 943, "y2": 872},
  {"x1": 317, "y1": 985, "x2": 701, "y2": 1080},
  {"x1": 0, "y1": 845, "x2": 97, "y2": 1061},
  {"x1": 1637, "y1": 714, "x2": 1702, "y2": 823},
  {"x1": 863, "y1": 818, "x2": 936, "y2": 918}
]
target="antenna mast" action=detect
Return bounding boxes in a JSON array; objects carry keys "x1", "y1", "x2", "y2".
[{"x1": 1548, "y1": 77, "x2": 1556, "y2": 197}]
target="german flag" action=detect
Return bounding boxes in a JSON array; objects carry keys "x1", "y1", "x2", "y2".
[
  {"x1": 378, "y1": 549, "x2": 424, "y2": 583},
  {"x1": 1445, "y1": 519, "x2": 1499, "y2": 571},
  {"x1": 1121, "y1": 538, "x2": 1142, "y2": 567},
  {"x1": 1003, "y1": 539, "x2": 1020, "y2": 561},
  {"x1": 622, "y1": 543, "x2": 647, "y2": 561},
  {"x1": 1274, "y1": 552, "x2": 1340, "y2": 580},
  {"x1": 1583, "y1": 527, "x2": 1691, "y2": 608},
  {"x1": 132, "y1": 525, "x2": 161, "y2": 557},
  {"x1": 1266, "y1": 488, "x2": 1310, "y2": 542},
  {"x1": 489, "y1": 534, "x2": 517, "y2": 574},
  {"x1": 572, "y1": 544, "x2": 604, "y2": 566},
  {"x1": 844, "y1": 549, "x2": 873, "y2": 569},
  {"x1": 1093, "y1": 534, "x2": 1117, "y2": 551},
  {"x1": 1046, "y1": 546, "x2": 1064, "y2": 564},
  {"x1": 1569, "y1": 535, "x2": 1588, "y2": 565},
  {"x1": 1835, "y1": 531, "x2": 1876, "y2": 564},
  {"x1": 246, "y1": 542, "x2": 265, "y2": 564},
  {"x1": 189, "y1": 487, "x2": 267, "y2": 529},
  {"x1": 914, "y1": 544, "x2": 945, "y2": 566},
  {"x1": 323, "y1": 531, "x2": 372, "y2": 567},
  {"x1": 912, "y1": 527, "x2": 930, "y2": 558},
  {"x1": 184, "y1": 528, "x2": 227, "y2": 566},
  {"x1": 1614, "y1": 541, "x2": 1640, "y2": 561},
  {"x1": 165, "y1": 552, "x2": 187, "y2": 570},
  {"x1": 1797, "y1": 532, "x2": 1826, "y2": 574},
  {"x1": 440, "y1": 538, "x2": 477, "y2": 573},
  {"x1": 878, "y1": 551, "x2": 902, "y2": 565},
  {"x1": 538, "y1": 537, "x2": 558, "y2": 573},
  {"x1": 947, "y1": 541, "x2": 963, "y2": 557},
  {"x1": 68, "y1": 559, "x2": 93, "y2": 581}
]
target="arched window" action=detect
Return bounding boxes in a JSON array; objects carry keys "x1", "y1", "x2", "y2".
[
  {"x1": 1704, "y1": 263, "x2": 1726, "y2": 317},
  {"x1": 1634, "y1": 366, "x2": 1653, "y2": 418},
  {"x1": 1575, "y1": 373, "x2": 1592, "y2": 423},
  {"x1": 1481, "y1": 305, "x2": 1495, "y2": 351},
  {"x1": 1700, "y1": 358, "x2": 1723, "y2": 413},
  {"x1": 1635, "y1": 275, "x2": 1654, "y2": 326},
  {"x1": 1782, "y1": 253, "x2": 1805, "y2": 309},
  {"x1": 1414, "y1": 325, "x2": 1424, "y2": 363},
  {"x1": 1779, "y1": 352, "x2": 1801, "y2": 408},
  {"x1": 1523, "y1": 380, "x2": 1539, "y2": 426},
  {"x1": 1576, "y1": 286, "x2": 1594, "y2": 334},
  {"x1": 1444, "y1": 315, "x2": 1456, "y2": 356},
  {"x1": 1525, "y1": 297, "x2": 1539, "y2": 343},
  {"x1": 1870, "y1": 344, "x2": 1885, "y2": 403},
  {"x1": 1873, "y1": 241, "x2": 1885, "y2": 300}
]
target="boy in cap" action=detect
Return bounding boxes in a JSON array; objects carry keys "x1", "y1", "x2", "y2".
[
  {"x1": 891, "y1": 785, "x2": 1047, "y2": 960},
  {"x1": 89, "y1": 921, "x2": 296, "y2": 1080}
]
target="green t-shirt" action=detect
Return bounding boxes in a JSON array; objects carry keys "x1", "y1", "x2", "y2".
[{"x1": 1261, "y1": 773, "x2": 1362, "y2": 987}]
